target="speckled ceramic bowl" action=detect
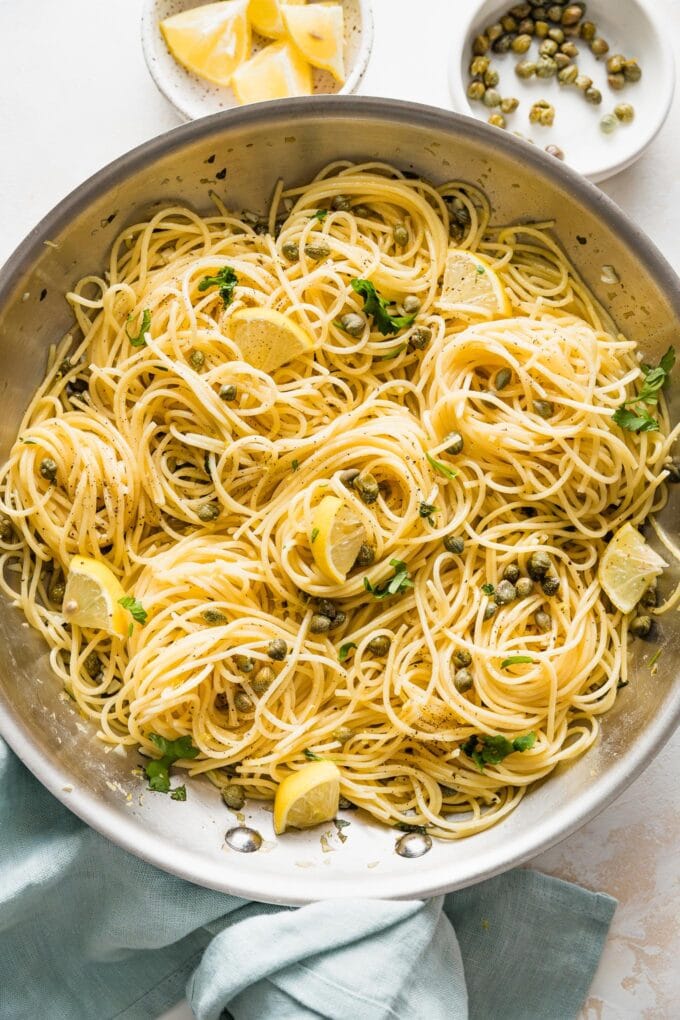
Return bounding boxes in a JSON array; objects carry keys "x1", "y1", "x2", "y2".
[{"x1": 141, "y1": 0, "x2": 374, "y2": 121}]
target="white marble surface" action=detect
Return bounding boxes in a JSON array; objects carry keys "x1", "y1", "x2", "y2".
[{"x1": 0, "y1": 0, "x2": 678, "y2": 1016}]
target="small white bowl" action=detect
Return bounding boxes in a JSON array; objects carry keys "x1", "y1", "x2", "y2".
[
  {"x1": 449, "y1": 0, "x2": 675, "y2": 182},
  {"x1": 142, "y1": 0, "x2": 374, "y2": 121}
]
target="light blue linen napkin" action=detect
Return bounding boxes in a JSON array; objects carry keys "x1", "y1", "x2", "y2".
[{"x1": 0, "y1": 737, "x2": 616, "y2": 1020}]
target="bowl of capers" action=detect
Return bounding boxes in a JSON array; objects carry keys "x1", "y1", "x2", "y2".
[{"x1": 449, "y1": 0, "x2": 675, "y2": 182}]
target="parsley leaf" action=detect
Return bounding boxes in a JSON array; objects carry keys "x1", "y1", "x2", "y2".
[
  {"x1": 612, "y1": 407, "x2": 660, "y2": 433},
  {"x1": 310, "y1": 527, "x2": 319, "y2": 543},
  {"x1": 512, "y1": 732, "x2": 537, "y2": 752},
  {"x1": 118, "y1": 595, "x2": 148, "y2": 626},
  {"x1": 418, "y1": 501, "x2": 438, "y2": 519},
  {"x1": 311, "y1": 209, "x2": 328, "y2": 221},
  {"x1": 350, "y1": 278, "x2": 415, "y2": 336},
  {"x1": 126, "y1": 309, "x2": 151, "y2": 347},
  {"x1": 304, "y1": 749, "x2": 324, "y2": 761},
  {"x1": 364, "y1": 558, "x2": 414, "y2": 600},
  {"x1": 197, "y1": 266, "x2": 238, "y2": 307},
  {"x1": 291, "y1": 459, "x2": 299, "y2": 472},
  {"x1": 339, "y1": 641, "x2": 357, "y2": 662},
  {"x1": 481, "y1": 583, "x2": 495, "y2": 596},
  {"x1": 501, "y1": 655, "x2": 535, "y2": 668},
  {"x1": 426, "y1": 452, "x2": 457, "y2": 480},
  {"x1": 379, "y1": 343, "x2": 407, "y2": 361},
  {"x1": 145, "y1": 733, "x2": 199, "y2": 793},
  {"x1": 394, "y1": 822, "x2": 427, "y2": 834},
  {"x1": 171, "y1": 785, "x2": 187, "y2": 801},
  {"x1": 461, "y1": 731, "x2": 536, "y2": 772},
  {"x1": 614, "y1": 347, "x2": 674, "y2": 432}
]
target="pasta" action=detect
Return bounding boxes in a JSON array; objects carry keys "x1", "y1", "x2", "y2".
[{"x1": 0, "y1": 161, "x2": 677, "y2": 839}]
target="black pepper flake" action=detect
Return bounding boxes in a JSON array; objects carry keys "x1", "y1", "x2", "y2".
[
  {"x1": 576, "y1": 235, "x2": 587, "y2": 246},
  {"x1": 205, "y1": 154, "x2": 216, "y2": 164},
  {"x1": 39, "y1": 289, "x2": 47, "y2": 302},
  {"x1": 215, "y1": 168, "x2": 227, "y2": 180}
]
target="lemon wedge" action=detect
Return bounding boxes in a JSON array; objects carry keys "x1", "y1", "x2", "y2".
[
  {"x1": 160, "y1": 0, "x2": 251, "y2": 88},
  {"x1": 229, "y1": 306, "x2": 313, "y2": 372},
  {"x1": 273, "y1": 761, "x2": 341, "y2": 834},
  {"x1": 231, "y1": 40, "x2": 312, "y2": 104},
  {"x1": 62, "y1": 556, "x2": 129, "y2": 637},
  {"x1": 439, "y1": 250, "x2": 511, "y2": 318},
  {"x1": 310, "y1": 495, "x2": 366, "y2": 584},
  {"x1": 598, "y1": 523, "x2": 667, "y2": 614},
  {"x1": 281, "y1": 3, "x2": 345, "y2": 82},
  {"x1": 249, "y1": 0, "x2": 304, "y2": 38}
]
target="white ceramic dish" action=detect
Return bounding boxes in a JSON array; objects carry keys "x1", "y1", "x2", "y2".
[
  {"x1": 141, "y1": 0, "x2": 374, "y2": 121},
  {"x1": 449, "y1": 0, "x2": 675, "y2": 183}
]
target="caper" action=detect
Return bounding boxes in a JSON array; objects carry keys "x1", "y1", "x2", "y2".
[
  {"x1": 327, "y1": 610, "x2": 346, "y2": 631},
  {"x1": 84, "y1": 651, "x2": 102, "y2": 679},
  {"x1": 282, "y1": 241, "x2": 299, "y2": 261},
  {"x1": 492, "y1": 34, "x2": 513, "y2": 54},
  {"x1": 467, "y1": 80, "x2": 486, "y2": 101},
  {"x1": 219, "y1": 383, "x2": 237, "y2": 401},
  {"x1": 483, "y1": 602, "x2": 497, "y2": 621},
  {"x1": 554, "y1": 53, "x2": 571, "y2": 70},
  {"x1": 403, "y1": 295, "x2": 421, "y2": 314},
  {"x1": 367, "y1": 634, "x2": 391, "y2": 656},
  {"x1": 354, "y1": 542, "x2": 376, "y2": 568},
  {"x1": 500, "y1": 97, "x2": 520, "y2": 114},
  {"x1": 562, "y1": 4, "x2": 583, "y2": 25},
  {"x1": 518, "y1": 18, "x2": 535, "y2": 35},
  {"x1": 534, "y1": 20, "x2": 549, "y2": 38},
  {"x1": 310, "y1": 613, "x2": 332, "y2": 634},
  {"x1": 510, "y1": 3, "x2": 531, "y2": 17},
  {"x1": 575, "y1": 73, "x2": 592, "y2": 90},
  {"x1": 484, "y1": 68, "x2": 500, "y2": 88},
  {"x1": 189, "y1": 349, "x2": 205, "y2": 370},
  {"x1": 501, "y1": 14, "x2": 518, "y2": 32},
  {"x1": 470, "y1": 55, "x2": 490, "y2": 77},
  {"x1": 666, "y1": 459, "x2": 680, "y2": 483},
  {"x1": 629, "y1": 615, "x2": 652, "y2": 639},
  {"x1": 606, "y1": 54, "x2": 625, "y2": 74},
  {"x1": 198, "y1": 502, "x2": 220, "y2": 522},
  {"x1": 495, "y1": 367, "x2": 512, "y2": 390},
  {"x1": 528, "y1": 551, "x2": 551, "y2": 579},
  {"x1": 444, "y1": 535, "x2": 465, "y2": 554},
  {"x1": 252, "y1": 665, "x2": 276, "y2": 694},
  {"x1": 512, "y1": 33, "x2": 532, "y2": 53},
  {"x1": 503, "y1": 564, "x2": 521, "y2": 584},
  {"x1": 48, "y1": 572, "x2": 65, "y2": 605},
  {"x1": 600, "y1": 114, "x2": 618, "y2": 135},
  {"x1": 353, "y1": 205, "x2": 370, "y2": 218},
  {"x1": 202, "y1": 608, "x2": 228, "y2": 624},
  {"x1": 222, "y1": 784, "x2": 245, "y2": 810},
  {"x1": 547, "y1": 4, "x2": 563, "y2": 21},
  {"x1": 590, "y1": 37, "x2": 609, "y2": 58},
  {"x1": 0, "y1": 515, "x2": 13, "y2": 542},
  {"x1": 444, "y1": 431, "x2": 464, "y2": 455},
  {"x1": 304, "y1": 240, "x2": 330, "y2": 261},
  {"x1": 579, "y1": 19, "x2": 596, "y2": 41},
  {"x1": 267, "y1": 638, "x2": 287, "y2": 661},
  {"x1": 472, "y1": 33, "x2": 490, "y2": 54},
  {"x1": 530, "y1": 100, "x2": 555, "y2": 126},
  {"x1": 454, "y1": 668, "x2": 474, "y2": 693},
  {"x1": 339, "y1": 312, "x2": 366, "y2": 337},
  {"x1": 494, "y1": 579, "x2": 517, "y2": 605},
  {"x1": 331, "y1": 194, "x2": 351, "y2": 211},
  {"x1": 409, "y1": 326, "x2": 432, "y2": 351},
  {"x1": 40, "y1": 457, "x2": 57, "y2": 482},
  {"x1": 515, "y1": 59, "x2": 537, "y2": 79},
  {"x1": 234, "y1": 654, "x2": 254, "y2": 673},
  {"x1": 608, "y1": 73, "x2": 626, "y2": 91},
  {"x1": 516, "y1": 577, "x2": 535, "y2": 598},
  {"x1": 541, "y1": 574, "x2": 560, "y2": 596},
  {"x1": 333, "y1": 725, "x2": 353, "y2": 744},
  {"x1": 453, "y1": 648, "x2": 472, "y2": 668},
  {"x1": 545, "y1": 144, "x2": 565, "y2": 159},
  {"x1": 558, "y1": 64, "x2": 578, "y2": 85},
  {"x1": 614, "y1": 102, "x2": 635, "y2": 123},
  {"x1": 539, "y1": 39, "x2": 558, "y2": 56},
  {"x1": 534, "y1": 399, "x2": 555, "y2": 418},
  {"x1": 483, "y1": 88, "x2": 502, "y2": 108},
  {"x1": 560, "y1": 40, "x2": 578, "y2": 57},
  {"x1": 487, "y1": 23, "x2": 503, "y2": 42},
  {"x1": 234, "y1": 691, "x2": 253, "y2": 713},
  {"x1": 394, "y1": 223, "x2": 409, "y2": 247},
  {"x1": 536, "y1": 57, "x2": 558, "y2": 79},
  {"x1": 354, "y1": 472, "x2": 379, "y2": 505},
  {"x1": 548, "y1": 27, "x2": 565, "y2": 44},
  {"x1": 535, "y1": 610, "x2": 552, "y2": 632},
  {"x1": 316, "y1": 598, "x2": 338, "y2": 619},
  {"x1": 585, "y1": 87, "x2": 602, "y2": 105},
  {"x1": 622, "y1": 59, "x2": 641, "y2": 83}
]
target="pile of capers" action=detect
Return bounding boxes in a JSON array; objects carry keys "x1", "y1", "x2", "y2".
[
  {"x1": 466, "y1": 1, "x2": 642, "y2": 141},
  {"x1": 482, "y1": 550, "x2": 561, "y2": 622},
  {"x1": 309, "y1": 598, "x2": 347, "y2": 635}
]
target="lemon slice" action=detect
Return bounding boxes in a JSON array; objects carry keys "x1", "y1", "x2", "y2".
[
  {"x1": 273, "y1": 761, "x2": 341, "y2": 834},
  {"x1": 598, "y1": 523, "x2": 667, "y2": 614},
  {"x1": 229, "y1": 306, "x2": 313, "y2": 372},
  {"x1": 281, "y1": 3, "x2": 345, "y2": 82},
  {"x1": 62, "y1": 556, "x2": 128, "y2": 637},
  {"x1": 160, "y1": 0, "x2": 251, "y2": 88},
  {"x1": 249, "y1": 0, "x2": 304, "y2": 38},
  {"x1": 310, "y1": 495, "x2": 366, "y2": 584},
  {"x1": 439, "y1": 250, "x2": 510, "y2": 318},
  {"x1": 231, "y1": 40, "x2": 312, "y2": 104}
]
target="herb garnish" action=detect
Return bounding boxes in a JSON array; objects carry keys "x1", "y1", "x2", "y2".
[
  {"x1": 418, "y1": 501, "x2": 438, "y2": 527},
  {"x1": 380, "y1": 343, "x2": 408, "y2": 361},
  {"x1": 350, "y1": 279, "x2": 416, "y2": 336},
  {"x1": 364, "y1": 558, "x2": 414, "y2": 599},
  {"x1": 481, "y1": 583, "x2": 495, "y2": 596},
  {"x1": 394, "y1": 822, "x2": 427, "y2": 834},
  {"x1": 291, "y1": 459, "x2": 299, "y2": 472},
  {"x1": 339, "y1": 641, "x2": 357, "y2": 662},
  {"x1": 171, "y1": 785, "x2": 187, "y2": 801},
  {"x1": 311, "y1": 209, "x2": 328, "y2": 221},
  {"x1": 304, "y1": 748, "x2": 324, "y2": 761},
  {"x1": 613, "y1": 347, "x2": 675, "y2": 433},
  {"x1": 501, "y1": 655, "x2": 535, "y2": 668},
  {"x1": 197, "y1": 265, "x2": 238, "y2": 307},
  {"x1": 145, "y1": 734, "x2": 199, "y2": 793},
  {"x1": 461, "y1": 731, "x2": 536, "y2": 773},
  {"x1": 310, "y1": 527, "x2": 319, "y2": 543},
  {"x1": 118, "y1": 595, "x2": 148, "y2": 626},
  {"x1": 126, "y1": 309, "x2": 151, "y2": 347},
  {"x1": 425, "y1": 452, "x2": 457, "y2": 480}
]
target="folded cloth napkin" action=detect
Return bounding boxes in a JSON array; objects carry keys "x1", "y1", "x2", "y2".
[{"x1": 0, "y1": 738, "x2": 616, "y2": 1020}]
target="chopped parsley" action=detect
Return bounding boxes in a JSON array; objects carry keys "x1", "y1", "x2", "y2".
[
  {"x1": 350, "y1": 279, "x2": 415, "y2": 336},
  {"x1": 501, "y1": 655, "x2": 535, "y2": 668},
  {"x1": 612, "y1": 407, "x2": 660, "y2": 433},
  {"x1": 418, "y1": 501, "x2": 438, "y2": 519},
  {"x1": 461, "y1": 732, "x2": 537, "y2": 772},
  {"x1": 310, "y1": 527, "x2": 319, "y2": 543},
  {"x1": 364, "y1": 558, "x2": 414, "y2": 600},
  {"x1": 613, "y1": 347, "x2": 675, "y2": 433},
  {"x1": 170, "y1": 785, "x2": 187, "y2": 801},
  {"x1": 126, "y1": 309, "x2": 151, "y2": 347},
  {"x1": 197, "y1": 265, "x2": 238, "y2": 307},
  {"x1": 425, "y1": 452, "x2": 457, "y2": 480},
  {"x1": 291, "y1": 459, "x2": 299, "y2": 472},
  {"x1": 311, "y1": 209, "x2": 328, "y2": 221},
  {"x1": 339, "y1": 641, "x2": 357, "y2": 662},
  {"x1": 394, "y1": 822, "x2": 427, "y2": 834},
  {"x1": 481, "y1": 583, "x2": 495, "y2": 596},
  {"x1": 303, "y1": 748, "x2": 324, "y2": 761},
  {"x1": 380, "y1": 343, "x2": 407, "y2": 361},
  {"x1": 145, "y1": 734, "x2": 199, "y2": 793},
  {"x1": 118, "y1": 595, "x2": 147, "y2": 626}
]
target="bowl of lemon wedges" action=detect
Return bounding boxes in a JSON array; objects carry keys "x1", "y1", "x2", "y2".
[{"x1": 142, "y1": 0, "x2": 374, "y2": 120}]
